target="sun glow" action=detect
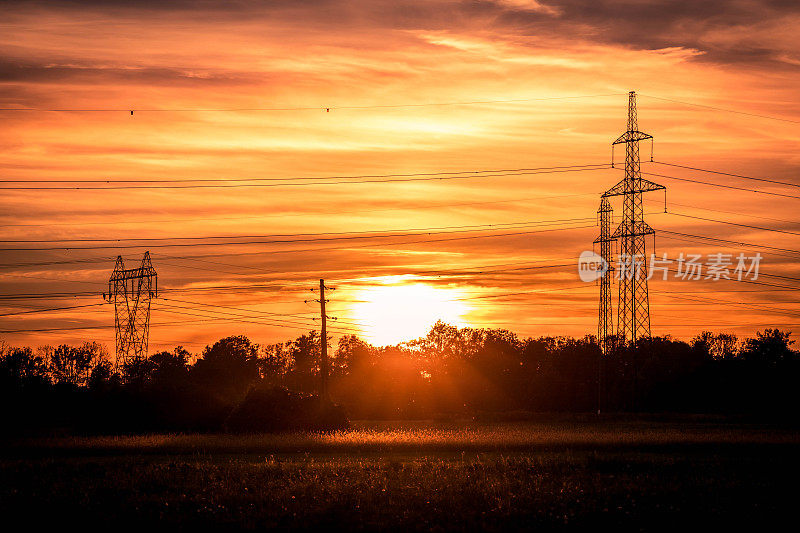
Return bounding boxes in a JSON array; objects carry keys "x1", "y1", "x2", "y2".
[{"x1": 351, "y1": 278, "x2": 470, "y2": 346}]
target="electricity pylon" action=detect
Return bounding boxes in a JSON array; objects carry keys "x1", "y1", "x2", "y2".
[
  {"x1": 103, "y1": 251, "x2": 157, "y2": 367},
  {"x1": 602, "y1": 91, "x2": 664, "y2": 343},
  {"x1": 594, "y1": 197, "x2": 615, "y2": 354}
]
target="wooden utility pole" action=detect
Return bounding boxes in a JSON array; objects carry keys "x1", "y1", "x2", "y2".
[{"x1": 319, "y1": 278, "x2": 328, "y2": 400}]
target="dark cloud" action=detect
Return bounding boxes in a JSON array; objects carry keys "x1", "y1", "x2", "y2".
[
  {"x1": 0, "y1": 59, "x2": 268, "y2": 85},
  {"x1": 526, "y1": 0, "x2": 800, "y2": 68},
  {"x1": 4, "y1": 1, "x2": 798, "y2": 69}
]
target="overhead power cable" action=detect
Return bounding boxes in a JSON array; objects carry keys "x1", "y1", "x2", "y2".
[
  {"x1": 668, "y1": 212, "x2": 800, "y2": 237},
  {"x1": 0, "y1": 93, "x2": 624, "y2": 113},
  {"x1": 159, "y1": 296, "x2": 324, "y2": 322},
  {"x1": 0, "y1": 215, "x2": 600, "y2": 245},
  {"x1": 0, "y1": 165, "x2": 609, "y2": 190},
  {"x1": 152, "y1": 302, "x2": 361, "y2": 335},
  {"x1": 0, "y1": 190, "x2": 600, "y2": 229},
  {"x1": 0, "y1": 315, "x2": 350, "y2": 335},
  {"x1": 639, "y1": 94, "x2": 800, "y2": 124},
  {"x1": 654, "y1": 161, "x2": 800, "y2": 189},
  {"x1": 658, "y1": 229, "x2": 800, "y2": 257},
  {"x1": 643, "y1": 172, "x2": 800, "y2": 200},
  {"x1": 0, "y1": 164, "x2": 608, "y2": 185},
  {"x1": 0, "y1": 220, "x2": 597, "y2": 252},
  {"x1": 642, "y1": 172, "x2": 800, "y2": 200},
  {"x1": 0, "y1": 302, "x2": 107, "y2": 317}
]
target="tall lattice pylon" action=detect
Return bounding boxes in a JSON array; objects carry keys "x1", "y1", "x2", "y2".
[
  {"x1": 602, "y1": 91, "x2": 664, "y2": 343},
  {"x1": 103, "y1": 251, "x2": 158, "y2": 367},
  {"x1": 594, "y1": 197, "x2": 615, "y2": 354}
]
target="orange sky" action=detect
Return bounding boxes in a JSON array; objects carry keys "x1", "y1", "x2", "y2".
[{"x1": 2, "y1": 1, "x2": 800, "y2": 354}]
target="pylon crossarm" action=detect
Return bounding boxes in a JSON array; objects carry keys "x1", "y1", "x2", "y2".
[
  {"x1": 611, "y1": 222, "x2": 656, "y2": 239},
  {"x1": 612, "y1": 230, "x2": 655, "y2": 239},
  {"x1": 612, "y1": 130, "x2": 652, "y2": 145},
  {"x1": 593, "y1": 235, "x2": 617, "y2": 244},
  {"x1": 602, "y1": 178, "x2": 665, "y2": 198},
  {"x1": 602, "y1": 179, "x2": 627, "y2": 198},
  {"x1": 634, "y1": 177, "x2": 666, "y2": 194},
  {"x1": 111, "y1": 267, "x2": 155, "y2": 281}
]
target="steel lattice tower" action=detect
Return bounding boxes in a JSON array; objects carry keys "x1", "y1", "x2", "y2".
[
  {"x1": 104, "y1": 251, "x2": 158, "y2": 367},
  {"x1": 594, "y1": 197, "x2": 615, "y2": 353},
  {"x1": 602, "y1": 92, "x2": 664, "y2": 343}
]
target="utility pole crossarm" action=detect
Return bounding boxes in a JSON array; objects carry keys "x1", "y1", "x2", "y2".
[
  {"x1": 611, "y1": 220, "x2": 655, "y2": 239},
  {"x1": 612, "y1": 130, "x2": 652, "y2": 145},
  {"x1": 602, "y1": 177, "x2": 665, "y2": 198}
]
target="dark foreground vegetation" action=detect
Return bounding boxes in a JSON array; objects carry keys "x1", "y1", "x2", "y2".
[
  {"x1": 2, "y1": 323, "x2": 799, "y2": 434},
  {"x1": 1, "y1": 420, "x2": 798, "y2": 530}
]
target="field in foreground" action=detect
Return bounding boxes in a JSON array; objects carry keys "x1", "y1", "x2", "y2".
[{"x1": 1, "y1": 418, "x2": 799, "y2": 530}]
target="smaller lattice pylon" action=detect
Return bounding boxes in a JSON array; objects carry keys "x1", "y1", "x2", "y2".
[
  {"x1": 103, "y1": 251, "x2": 158, "y2": 368},
  {"x1": 593, "y1": 197, "x2": 615, "y2": 354}
]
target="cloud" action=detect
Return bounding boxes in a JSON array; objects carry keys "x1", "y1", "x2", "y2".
[{"x1": 1, "y1": 0, "x2": 799, "y2": 346}]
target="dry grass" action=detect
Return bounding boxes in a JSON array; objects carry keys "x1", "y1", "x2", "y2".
[
  {"x1": 1, "y1": 419, "x2": 798, "y2": 530},
  {"x1": 7, "y1": 419, "x2": 799, "y2": 455}
]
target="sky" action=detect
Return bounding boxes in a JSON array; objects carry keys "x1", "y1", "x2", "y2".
[{"x1": 2, "y1": 0, "x2": 800, "y2": 355}]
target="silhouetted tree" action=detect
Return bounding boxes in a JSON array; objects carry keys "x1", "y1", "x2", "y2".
[
  {"x1": 121, "y1": 357, "x2": 156, "y2": 389},
  {"x1": 286, "y1": 331, "x2": 321, "y2": 392},
  {"x1": 148, "y1": 346, "x2": 190, "y2": 386},
  {"x1": 692, "y1": 331, "x2": 740, "y2": 360},
  {"x1": 335, "y1": 334, "x2": 375, "y2": 376},
  {"x1": 740, "y1": 329, "x2": 796, "y2": 365},
  {"x1": 5, "y1": 322, "x2": 800, "y2": 435},
  {"x1": 87, "y1": 359, "x2": 119, "y2": 392},
  {"x1": 192, "y1": 335, "x2": 260, "y2": 404},
  {"x1": 260, "y1": 342, "x2": 292, "y2": 383},
  {"x1": 0, "y1": 346, "x2": 48, "y2": 387},
  {"x1": 47, "y1": 342, "x2": 107, "y2": 386}
]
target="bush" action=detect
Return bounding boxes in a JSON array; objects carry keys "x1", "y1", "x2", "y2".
[{"x1": 225, "y1": 386, "x2": 349, "y2": 433}]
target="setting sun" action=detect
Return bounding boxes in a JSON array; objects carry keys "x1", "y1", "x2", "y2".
[{"x1": 350, "y1": 278, "x2": 469, "y2": 346}]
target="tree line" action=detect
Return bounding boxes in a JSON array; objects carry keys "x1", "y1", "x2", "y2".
[{"x1": 1, "y1": 323, "x2": 798, "y2": 435}]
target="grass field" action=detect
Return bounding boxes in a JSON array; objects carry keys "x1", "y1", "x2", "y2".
[{"x1": 1, "y1": 418, "x2": 798, "y2": 530}]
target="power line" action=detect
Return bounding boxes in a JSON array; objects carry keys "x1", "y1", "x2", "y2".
[
  {"x1": 159, "y1": 296, "x2": 326, "y2": 322},
  {"x1": 659, "y1": 292, "x2": 800, "y2": 320},
  {"x1": 645, "y1": 198, "x2": 800, "y2": 226},
  {"x1": 0, "y1": 200, "x2": 603, "y2": 268},
  {"x1": 0, "y1": 315, "x2": 346, "y2": 335},
  {"x1": 639, "y1": 94, "x2": 800, "y2": 125},
  {"x1": 668, "y1": 212, "x2": 800, "y2": 237},
  {"x1": 0, "y1": 318, "x2": 198, "y2": 334},
  {"x1": 0, "y1": 93, "x2": 624, "y2": 113},
  {"x1": 0, "y1": 165, "x2": 609, "y2": 190},
  {"x1": 643, "y1": 171, "x2": 800, "y2": 200},
  {"x1": 0, "y1": 220, "x2": 597, "y2": 252},
  {"x1": 4, "y1": 238, "x2": 800, "y2": 303},
  {"x1": 0, "y1": 164, "x2": 608, "y2": 185},
  {"x1": 654, "y1": 161, "x2": 800, "y2": 189},
  {"x1": 0, "y1": 215, "x2": 600, "y2": 245},
  {"x1": 659, "y1": 229, "x2": 800, "y2": 257},
  {"x1": 0, "y1": 195, "x2": 784, "y2": 269},
  {"x1": 152, "y1": 302, "x2": 361, "y2": 335},
  {"x1": 0, "y1": 302, "x2": 107, "y2": 317},
  {"x1": 3, "y1": 227, "x2": 800, "y2": 303},
  {"x1": 0, "y1": 190, "x2": 600, "y2": 229},
  {"x1": 0, "y1": 282, "x2": 306, "y2": 301}
]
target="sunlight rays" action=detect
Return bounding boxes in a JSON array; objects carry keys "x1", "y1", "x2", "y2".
[{"x1": 350, "y1": 276, "x2": 470, "y2": 345}]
